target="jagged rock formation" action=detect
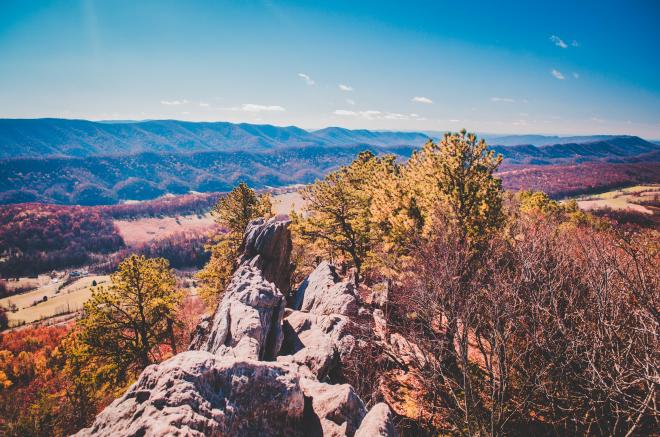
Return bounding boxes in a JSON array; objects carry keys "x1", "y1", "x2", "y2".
[{"x1": 76, "y1": 216, "x2": 395, "y2": 437}]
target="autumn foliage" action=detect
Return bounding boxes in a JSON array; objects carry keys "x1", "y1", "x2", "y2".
[{"x1": 0, "y1": 203, "x2": 123, "y2": 278}]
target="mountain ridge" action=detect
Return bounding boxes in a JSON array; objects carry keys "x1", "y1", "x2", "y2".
[{"x1": 1, "y1": 118, "x2": 656, "y2": 159}]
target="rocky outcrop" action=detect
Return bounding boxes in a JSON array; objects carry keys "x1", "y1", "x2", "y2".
[
  {"x1": 292, "y1": 261, "x2": 358, "y2": 316},
  {"x1": 193, "y1": 217, "x2": 291, "y2": 360},
  {"x1": 77, "y1": 216, "x2": 395, "y2": 437},
  {"x1": 75, "y1": 352, "x2": 306, "y2": 437},
  {"x1": 198, "y1": 264, "x2": 286, "y2": 360},
  {"x1": 238, "y1": 216, "x2": 293, "y2": 294}
]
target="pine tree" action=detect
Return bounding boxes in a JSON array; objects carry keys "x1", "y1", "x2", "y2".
[
  {"x1": 411, "y1": 130, "x2": 504, "y2": 247},
  {"x1": 295, "y1": 151, "x2": 391, "y2": 285},
  {"x1": 78, "y1": 255, "x2": 182, "y2": 378}
]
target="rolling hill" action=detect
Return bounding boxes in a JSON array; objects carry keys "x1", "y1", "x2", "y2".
[{"x1": 1, "y1": 118, "x2": 659, "y2": 205}]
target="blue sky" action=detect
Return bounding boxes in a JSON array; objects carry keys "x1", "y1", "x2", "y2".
[{"x1": 1, "y1": 0, "x2": 659, "y2": 137}]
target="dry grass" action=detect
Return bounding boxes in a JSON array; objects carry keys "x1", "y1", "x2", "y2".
[
  {"x1": 114, "y1": 214, "x2": 216, "y2": 245},
  {"x1": 271, "y1": 190, "x2": 306, "y2": 215},
  {"x1": 575, "y1": 184, "x2": 659, "y2": 214},
  {"x1": 3, "y1": 275, "x2": 52, "y2": 293},
  {"x1": 1, "y1": 275, "x2": 110, "y2": 325}
]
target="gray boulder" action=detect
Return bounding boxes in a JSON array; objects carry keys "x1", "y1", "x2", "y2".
[
  {"x1": 293, "y1": 262, "x2": 358, "y2": 316},
  {"x1": 355, "y1": 403, "x2": 396, "y2": 437},
  {"x1": 192, "y1": 217, "x2": 292, "y2": 360},
  {"x1": 300, "y1": 378, "x2": 366, "y2": 437},
  {"x1": 239, "y1": 216, "x2": 293, "y2": 294},
  {"x1": 277, "y1": 310, "x2": 355, "y2": 380},
  {"x1": 198, "y1": 264, "x2": 285, "y2": 360}
]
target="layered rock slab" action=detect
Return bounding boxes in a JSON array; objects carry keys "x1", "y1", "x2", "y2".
[
  {"x1": 74, "y1": 352, "x2": 306, "y2": 437},
  {"x1": 191, "y1": 217, "x2": 292, "y2": 360}
]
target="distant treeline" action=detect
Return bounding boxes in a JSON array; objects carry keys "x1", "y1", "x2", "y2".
[
  {"x1": 499, "y1": 161, "x2": 660, "y2": 199},
  {"x1": 0, "y1": 194, "x2": 220, "y2": 278},
  {"x1": 3, "y1": 134, "x2": 657, "y2": 206},
  {"x1": 97, "y1": 192, "x2": 222, "y2": 219},
  {"x1": 90, "y1": 230, "x2": 212, "y2": 274},
  {"x1": 0, "y1": 203, "x2": 124, "y2": 278}
]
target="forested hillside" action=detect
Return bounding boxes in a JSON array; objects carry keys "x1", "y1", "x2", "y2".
[
  {"x1": 0, "y1": 119, "x2": 431, "y2": 158},
  {"x1": 1, "y1": 140, "x2": 658, "y2": 205}
]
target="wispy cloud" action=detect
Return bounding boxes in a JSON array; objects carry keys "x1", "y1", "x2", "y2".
[
  {"x1": 199, "y1": 102, "x2": 210, "y2": 107},
  {"x1": 346, "y1": 98, "x2": 355, "y2": 105},
  {"x1": 571, "y1": 40, "x2": 579, "y2": 47},
  {"x1": 338, "y1": 84, "x2": 354, "y2": 91},
  {"x1": 550, "y1": 35, "x2": 568, "y2": 48},
  {"x1": 573, "y1": 72, "x2": 580, "y2": 79},
  {"x1": 333, "y1": 109, "x2": 425, "y2": 121},
  {"x1": 334, "y1": 109, "x2": 377, "y2": 119},
  {"x1": 239, "y1": 104, "x2": 286, "y2": 112},
  {"x1": 490, "y1": 97, "x2": 515, "y2": 103},
  {"x1": 297, "y1": 73, "x2": 315, "y2": 85},
  {"x1": 551, "y1": 69, "x2": 565, "y2": 80},
  {"x1": 161, "y1": 99, "x2": 189, "y2": 105},
  {"x1": 412, "y1": 96, "x2": 433, "y2": 104}
]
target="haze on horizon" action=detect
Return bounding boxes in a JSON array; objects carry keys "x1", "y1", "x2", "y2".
[{"x1": 1, "y1": 0, "x2": 659, "y2": 138}]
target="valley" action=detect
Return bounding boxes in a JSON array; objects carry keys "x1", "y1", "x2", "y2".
[
  {"x1": 2, "y1": 2, "x2": 658, "y2": 435},
  {"x1": 1, "y1": 274, "x2": 110, "y2": 326},
  {"x1": 576, "y1": 184, "x2": 660, "y2": 214}
]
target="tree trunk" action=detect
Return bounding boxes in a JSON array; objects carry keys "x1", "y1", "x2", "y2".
[{"x1": 167, "y1": 318, "x2": 177, "y2": 354}]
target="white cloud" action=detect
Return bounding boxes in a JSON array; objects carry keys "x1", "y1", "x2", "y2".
[
  {"x1": 384, "y1": 113, "x2": 409, "y2": 120},
  {"x1": 333, "y1": 109, "x2": 425, "y2": 121},
  {"x1": 573, "y1": 72, "x2": 580, "y2": 79},
  {"x1": 338, "y1": 84, "x2": 354, "y2": 91},
  {"x1": 449, "y1": 119, "x2": 461, "y2": 123},
  {"x1": 199, "y1": 102, "x2": 210, "y2": 107},
  {"x1": 181, "y1": 111, "x2": 191, "y2": 115},
  {"x1": 550, "y1": 35, "x2": 568, "y2": 48},
  {"x1": 490, "y1": 97, "x2": 515, "y2": 103},
  {"x1": 161, "y1": 99, "x2": 189, "y2": 105},
  {"x1": 297, "y1": 73, "x2": 315, "y2": 85},
  {"x1": 412, "y1": 96, "x2": 433, "y2": 104},
  {"x1": 240, "y1": 103, "x2": 286, "y2": 112},
  {"x1": 551, "y1": 69, "x2": 565, "y2": 80},
  {"x1": 346, "y1": 98, "x2": 355, "y2": 105},
  {"x1": 591, "y1": 117, "x2": 605, "y2": 123}
]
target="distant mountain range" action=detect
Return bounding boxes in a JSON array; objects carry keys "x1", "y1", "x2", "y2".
[
  {"x1": 0, "y1": 119, "x2": 430, "y2": 158},
  {"x1": 2, "y1": 118, "x2": 658, "y2": 159},
  {"x1": 0, "y1": 118, "x2": 658, "y2": 205}
]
